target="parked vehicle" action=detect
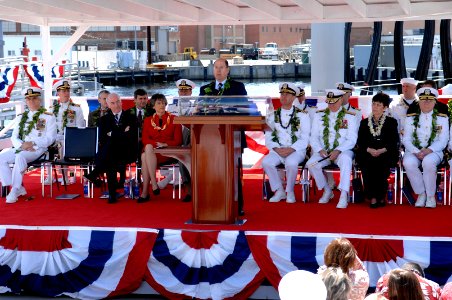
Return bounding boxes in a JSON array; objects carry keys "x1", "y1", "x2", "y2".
[
  {"x1": 242, "y1": 47, "x2": 259, "y2": 60},
  {"x1": 260, "y1": 42, "x2": 278, "y2": 59},
  {"x1": 182, "y1": 47, "x2": 197, "y2": 60}
]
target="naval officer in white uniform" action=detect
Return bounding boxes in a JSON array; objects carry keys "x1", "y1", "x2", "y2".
[
  {"x1": 0, "y1": 87, "x2": 56, "y2": 203},
  {"x1": 307, "y1": 89, "x2": 358, "y2": 209},
  {"x1": 263, "y1": 82, "x2": 311, "y2": 204},
  {"x1": 403, "y1": 87, "x2": 449, "y2": 208}
]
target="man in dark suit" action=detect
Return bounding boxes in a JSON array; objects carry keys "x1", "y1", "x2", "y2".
[
  {"x1": 84, "y1": 93, "x2": 138, "y2": 203},
  {"x1": 199, "y1": 58, "x2": 247, "y2": 216},
  {"x1": 199, "y1": 58, "x2": 247, "y2": 96}
]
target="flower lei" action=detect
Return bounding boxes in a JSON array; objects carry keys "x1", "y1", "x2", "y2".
[
  {"x1": 150, "y1": 113, "x2": 171, "y2": 131},
  {"x1": 412, "y1": 108, "x2": 438, "y2": 149},
  {"x1": 368, "y1": 113, "x2": 386, "y2": 137},
  {"x1": 18, "y1": 107, "x2": 47, "y2": 140},
  {"x1": 271, "y1": 107, "x2": 300, "y2": 144},
  {"x1": 203, "y1": 78, "x2": 231, "y2": 95},
  {"x1": 52, "y1": 99, "x2": 76, "y2": 131},
  {"x1": 322, "y1": 107, "x2": 346, "y2": 152}
]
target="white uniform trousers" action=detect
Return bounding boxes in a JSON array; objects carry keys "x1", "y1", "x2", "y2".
[
  {"x1": 0, "y1": 148, "x2": 45, "y2": 190},
  {"x1": 403, "y1": 152, "x2": 442, "y2": 197},
  {"x1": 262, "y1": 151, "x2": 305, "y2": 192},
  {"x1": 307, "y1": 150, "x2": 354, "y2": 192}
]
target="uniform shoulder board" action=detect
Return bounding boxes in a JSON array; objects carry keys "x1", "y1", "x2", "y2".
[
  {"x1": 406, "y1": 113, "x2": 418, "y2": 117},
  {"x1": 345, "y1": 111, "x2": 356, "y2": 116},
  {"x1": 44, "y1": 112, "x2": 53, "y2": 115},
  {"x1": 17, "y1": 113, "x2": 24, "y2": 116},
  {"x1": 317, "y1": 109, "x2": 326, "y2": 113},
  {"x1": 351, "y1": 106, "x2": 361, "y2": 111},
  {"x1": 70, "y1": 103, "x2": 81, "y2": 107},
  {"x1": 301, "y1": 110, "x2": 308, "y2": 114},
  {"x1": 438, "y1": 113, "x2": 448, "y2": 118}
]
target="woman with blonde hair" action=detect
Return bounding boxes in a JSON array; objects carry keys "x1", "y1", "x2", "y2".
[
  {"x1": 319, "y1": 266, "x2": 352, "y2": 300},
  {"x1": 318, "y1": 238, "x2": 369, "y2": 300}
]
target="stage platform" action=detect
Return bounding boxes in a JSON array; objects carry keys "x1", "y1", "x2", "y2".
[{"x1": 1, "y1": 170, "x2": 452, "y2": 299}]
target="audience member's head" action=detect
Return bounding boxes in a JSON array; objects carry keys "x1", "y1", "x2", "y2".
[
  {"x1": 401, "y1": 262, "x2": 425, "y2": 277},
  {"x1": 372, "y1": 91, "x2": 391, "y2": 108},
  {"x1": 421, "y1": 79, "x2": 437, "y2": 89},
  {"x1": 440, "y1": 282, "x2": 452, "y2": 300},
  {"x1": 324, "y1": 238, "x2": 357, "y2": 274},
  {"x1": 387, "y1": 269, "x2": 423, "y2": 300},
  {"x1": 319, "y1": 266, "x2": 351, "y2": 300},
  {"x1": 278, "y1": 270, "x2": 327, "y2": 300}
]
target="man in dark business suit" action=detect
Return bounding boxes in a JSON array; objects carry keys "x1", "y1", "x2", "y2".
[
  {"x1": 84, "y1": 93, "x2": 138, "y2": 203},
  {"x1": 199, "y1": 58, "x2": 247, "y2": 96},
  {"x1": 199, "y1": 58, "x2": 247, "y2": 216}
]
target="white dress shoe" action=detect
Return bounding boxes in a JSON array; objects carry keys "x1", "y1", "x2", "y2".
[
  {"x1": 415, "y1": 193, "x2": 427, "y2": 207},
  {"x1": 425, "y1": 196, "x2": 436, "y2": 208},
  {"x1": 286, "y1": 191, "x2": 296, "y2": 203},
  {"x1": 17, "y1": 186, "x2": 27, "y2": 197},
  {"x1": 319, "y1": 188, "x2": 333, "y2": 204},
  {"x1": 269, "y1": 189, "x2": 286, "y2": 203},
  {"x1": 336, "y1": 191, "x2": 348, "y2": 209},
  {"x1": 6, "y1": 190, "x2": 18, "y2": 204}
]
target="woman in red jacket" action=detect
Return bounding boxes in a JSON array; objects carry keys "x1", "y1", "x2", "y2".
[{"x1": 139, "y1": 93, "x2": 182, "y2": 202}]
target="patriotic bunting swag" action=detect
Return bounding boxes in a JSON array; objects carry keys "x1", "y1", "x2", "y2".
[
  {"x1": 1, "y1": 228, "x2": 452, "y2": 299},
  {"x1": 0, "y1": 66, "x2": 19, "y2": 103}
]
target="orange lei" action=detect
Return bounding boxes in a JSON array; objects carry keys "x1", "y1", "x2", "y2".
[{"x1": 150, "y1": 113, "x2": 171, "y2": 131}]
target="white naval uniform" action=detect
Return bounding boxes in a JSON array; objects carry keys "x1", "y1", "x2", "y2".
[
  {"x1": 388, "y1": 95, "x2": 418, "y2": 137},
  {"x1": 294, "y1": 100, "x2": 317, "y2": 122},
  {"x1": 307, "y1": 109, "x2": 358, "y2": 192},
  {"x1": 403, "y1": 112, "x2": 449, "y2": 196},
  {"x1": 262, "y1": 106, "x2": 311, "y2": 193},
  {"x1": 0, "y1": 110, "x2": 56, "y2": 190},
  {"x1": 344, "y1": 103, "x2": 362, "y2": 129}
]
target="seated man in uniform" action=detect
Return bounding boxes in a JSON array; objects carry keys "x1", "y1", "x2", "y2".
[
  {"x1": 88, "y1": 89, "x2": 110, "y2": 127},
  {"x1": 262, "y1": 82, "x2": 310, "y2": 203},
  {"x1": 307, "y1": 89, "x2": 358, "y2": 209},
  {"x1": 403, "y1": 87, "x2": 449, "y2": 208},
  {"x1": 0, "y1": 88, "x2": 56, "y2": 203}
]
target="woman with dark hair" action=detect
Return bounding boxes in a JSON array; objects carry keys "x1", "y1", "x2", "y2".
[
  {"x1": 318, "y1": 238, "x2": 369, "y2": 300},
  {"x1": 356, "y1": 92, "x2": 399, "y2": 208},
  {"x1": 139, "y1": 93, "x2": 182, "y2": 202},
  {"x1": 387, "y1": 269, "x2": 424, "y2": 300}
]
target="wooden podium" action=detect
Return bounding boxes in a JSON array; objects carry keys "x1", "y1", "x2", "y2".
[{"x1": 175, "y1": 116, "x2": 265, "y2": 224}]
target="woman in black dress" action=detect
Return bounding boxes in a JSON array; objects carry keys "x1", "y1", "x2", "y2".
[{"x1": 356, "y1": 92, "x2": 400, "y2": 208}]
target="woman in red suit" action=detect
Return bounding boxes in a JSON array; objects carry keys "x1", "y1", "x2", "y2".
[{"x1": 139, "y1": 93, "x2": 182, "y2": 202}]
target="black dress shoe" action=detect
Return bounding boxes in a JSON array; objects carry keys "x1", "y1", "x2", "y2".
[
  {"x1": 108, "y1": 196, "x2": 117, "y2": 204},
  {"x1": 84, "y1": 174, "x2": 102, "y2": 187},
  {"x1": 370, "y1": 201, "x2": 378, "y2": 209},
  {"x1": 239, "y1": 210, "x2": 245, "y2": 216},
  {"x1": 182, "y1": 194, "x2": 192, "y2": 202},
  {"x1": 152, "y1": 188, "x2": 160, "y2": 195},
  {"x1": 137, "y1": 195, "x2": 150, "y2": 203}
]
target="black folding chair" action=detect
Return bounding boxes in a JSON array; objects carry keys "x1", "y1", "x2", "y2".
[{"x1": 52, "y1": 127, "x2": 98, "y2": 199}]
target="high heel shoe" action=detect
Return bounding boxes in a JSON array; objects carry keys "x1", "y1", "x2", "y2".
[
  {"x1": 137, "y1": 194, "x2": 150, "y2": 203},
  {"x1": 152, "y1": 188, "x2": 160, "y2": 195}
]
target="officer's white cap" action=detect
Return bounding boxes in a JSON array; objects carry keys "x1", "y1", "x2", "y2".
[
  {"x1": 417, "y1": 87, "x2": 438, "y2": 100},
  {"x1": 23, "y1": 87, "x2": 43, "y2": 98},
  {"x1": 297, "y1": 83, "x2": 305, "y2": 97},
  {"x1": 279, "y1": 82, "x2": 299, "y2": 96},
  {"x1": 176, "y1": 79, "x2": 195, "y2": 90},
  {"x1": 400, "y1": 78, "x2": 418, "y2": 86},
  {"x1": 325, "y1": 89, "x2": 345, "y2": 104},
  {"x1": 336, "y1": 82, "x2": 354, "y2": 92},
  {"x1": 53, "y1": 79, "x2": 71, "y2": 91}
]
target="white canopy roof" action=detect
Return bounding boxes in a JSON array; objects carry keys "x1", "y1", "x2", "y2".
[{"x1": 1, "y1": 0, "x2": 452, "y2": 26}]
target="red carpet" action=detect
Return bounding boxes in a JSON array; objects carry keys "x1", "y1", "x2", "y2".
[{"x1": 1, "y1": 170, "x2": 452, "y2": 237}]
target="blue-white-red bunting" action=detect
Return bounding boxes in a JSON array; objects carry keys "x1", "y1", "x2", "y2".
[
  {"x1": 0, "y1": 66, "x2": 19, "y2": 102},
  {"x1": 23, "y1": 64, "x2": 64, "y2": 89},
  {"x1": 246, "y1": 233, "x2": 452, "y2": 290},
  {"x1": 0, "y1": 228, "x2": 157, "y2": 299},
  {"x1": 146, "y1": 229, "x2": 264, "y2": 300}
]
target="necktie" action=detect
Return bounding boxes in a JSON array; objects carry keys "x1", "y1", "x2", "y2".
[
  {"x1": 218, "y1": 82, "x2": 223, "y2": 90},
  {"x1": 137, "y1": 109, "x2": 143, "y2": 125},
  {"x1": 115, "y1": 114, "x2": 119, "y2": 125}
]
